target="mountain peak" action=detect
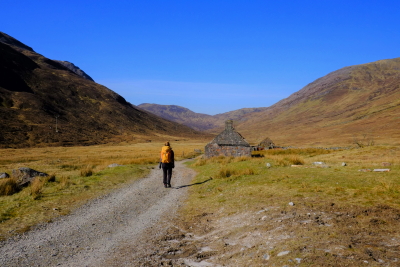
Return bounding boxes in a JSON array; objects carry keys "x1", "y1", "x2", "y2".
[
  {"x1": 55, "y1": 60, "x2": 94, "y2": 82},
  {"x1": 0, "y1": 31, "x2": 34, "y2": 52}
]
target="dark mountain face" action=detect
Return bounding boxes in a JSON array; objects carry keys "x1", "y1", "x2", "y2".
[
  {"x1": 0, "y1": 32, "x2": 34, "y2": 52},
  {"x1": 0, "y1": 33, "x2": 205, "y2": 148},
  {"x1": 0, "y1": 42, "x2": 38, "y2": 93}
]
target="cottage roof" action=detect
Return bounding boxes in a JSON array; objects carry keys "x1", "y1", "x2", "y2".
[
  {"x1": 258, "y1": 137, "x2": 274, "y2": 147},
  {"x1": 208, "y1": 120, "x2": 250, "y2": 147}
]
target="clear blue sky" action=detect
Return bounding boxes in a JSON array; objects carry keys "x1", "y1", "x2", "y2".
[{"x1": 2, "y1": 1, "x2": 400, "y2": 115}]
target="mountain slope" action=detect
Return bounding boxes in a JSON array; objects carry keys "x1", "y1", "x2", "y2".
[
  {"x1": 0, "y1": 32, "x2": 34, "y2": 52},
  {"x1": 55, "y1": 60, "x2": 94, "y2": 82},
  {"x1": 137, "y1": 104, "x2": 217, "y2": 131},
  {"x1": 137, "y1": 103, "x2": 267, "y2": 132},
  {"x1": 140, "y1": 58, "x2": 400, "y2": 146},
  {"x1": 0, "y1": 32, "x2": 206, "y2": 148},
  {"x1": 235, "y1": 58, "x2": 400, "y2": 146}
]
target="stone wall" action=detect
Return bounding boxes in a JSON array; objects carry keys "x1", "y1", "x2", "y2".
[{"x1": 205, "y1": 143, "x2": 252, "y2": 158}]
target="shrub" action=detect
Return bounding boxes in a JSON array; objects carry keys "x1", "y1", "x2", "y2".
[
  {"x1": 0, "y1": 177, "x2": 20, "y2": 196},
  {"x1": 193, "y1": 158, "x2": 207, "y2": 166},
  {"x1": 287, "y1": 156, "x2": 305, "y2": 165},
  {"x1": 223, "y1": 157, "x2": 234, "y2": 164},
  {"x1": 45, "y1": 174, "x2": 56, "y2": 183},
  {"x1": 59, "y1": 164, "x2": 79, "y2": 171},
  {"x1": 58, "y1": 175, "x2": 71, "y2": 190},
  {"x1": 80, "y1": 166, "x2": 93, "y2": 177},
  {"x1": 274, "y1": 157, "x2": 290, "y2": 167},
  {"x1": 239, "y1": 168, "x2": 255, "y2": 175},
  {"x1": 209, "y1": 156, "x2": 228, "y2": 164},
  {"x1": 217, "y1": 167, "x2": 236, "y2": 178},
  {"x1": 31, "y1": 177, "x2": 45, "y2": 199},
  {"x1": 270, "y1": 155, "x2": 305, "y2": 166},
  {"x1": 234, "y1": 156, "x2": 250, "y2": 162}
]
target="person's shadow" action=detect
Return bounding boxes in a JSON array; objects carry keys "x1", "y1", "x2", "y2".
[{"x1": 173, "y1": 177, "x2": 213, "y2": 189}]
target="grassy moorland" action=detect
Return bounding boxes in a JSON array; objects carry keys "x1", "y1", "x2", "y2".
[
  {"x1": 0, "y1": 141, "x2": 204, "y2": 240},
  {"x1": 180, "y1": 146, "x2": 400, "y2": 266}
]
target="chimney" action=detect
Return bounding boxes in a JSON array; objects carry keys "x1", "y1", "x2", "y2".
[{"x1": 225, "y1": 120, "x2": 234, "y2": 131}]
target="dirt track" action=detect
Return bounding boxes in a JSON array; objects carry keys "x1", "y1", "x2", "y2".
[{"x1": 0, "y1": 160, "x2": 197, "y2": 267}]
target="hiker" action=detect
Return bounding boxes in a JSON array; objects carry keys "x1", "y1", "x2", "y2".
[{"x1": 160, "y1": 141, "x2": 175, "y2": 188}]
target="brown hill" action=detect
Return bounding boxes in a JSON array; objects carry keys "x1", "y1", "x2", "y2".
[
  {"x1": 137, "y1": 104, "x2": 217, "y2": 131},
  {"x1": 0, "y1": 32, "x2": 206, "y2": 148},
  {"x1": 235, "y1": 58, "x2": 400, "y2": 146},
  {"x1": 137, "y1": 103, "x2": 267, "y2": 132},
  {"x1": 140, "y1": 58, "x2": 400, "y2": 147}
]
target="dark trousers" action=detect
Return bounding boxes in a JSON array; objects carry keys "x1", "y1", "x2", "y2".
[{"x1": 162, "y1": 163, "x2": 173, "y2": 185}]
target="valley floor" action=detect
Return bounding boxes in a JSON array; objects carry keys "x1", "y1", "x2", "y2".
[
  {"x1": 1, "y1": 158, "x2": 399, "y2": 266},
  {"x1": 0, "y1": 161, "x2": 197, "y2": 267}
]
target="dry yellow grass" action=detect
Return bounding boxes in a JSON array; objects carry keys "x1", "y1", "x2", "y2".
[
  {"x1": 0, "y1": 141, "x2": 205, "y2": 179},
  {"x1": 30, "y1": 177, "x2": 45, "y2": 199},
  {"x1": 0, "y1": 140, "x2": 206, "y2": 240},
  {"x1": 0, "y1": 177, "x2": 19, "y2": 196}
]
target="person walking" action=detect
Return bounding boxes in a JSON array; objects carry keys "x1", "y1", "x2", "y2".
[{"x1": 160, "y1": 141, "x2": 175, "y2": 188}]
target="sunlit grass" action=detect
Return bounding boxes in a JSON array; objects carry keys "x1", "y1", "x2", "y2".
[
  {"x1": 184, "y1": 146, "x2": 400, "y2": 218},
  {"x1": 0, "y1": 140, "x2": 206, "y2": 240},
  {"x1": 182, "y1": 146, "x2": 400, "y2": 265}
]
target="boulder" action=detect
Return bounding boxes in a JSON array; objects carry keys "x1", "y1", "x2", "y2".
[
  {"x1": 313, "y1": 162, "x2": 330, "y2": 168},
  {"x1": 0, "y1": 172, "x2": 10, "y2": 179},
  {"x1": 373, "y1": 169, "x2": 390, "y2": 172},
  {"x1": 12, "y1": 167, "x2": 48, "y2": 187},
  {"x1": 108, "y1": 163, "x2": 123, "y2": 168},
  {"x1": 277, "y1": 251, "x2": 291, "y2": 257}
]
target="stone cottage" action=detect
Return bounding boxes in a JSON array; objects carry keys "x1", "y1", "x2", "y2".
[
  {"x1": 205, "y1": 120, "x2": 252, "y2": 158},
  {"x1": 257, "y1": 137, "x2": 275, "y2": 150}
]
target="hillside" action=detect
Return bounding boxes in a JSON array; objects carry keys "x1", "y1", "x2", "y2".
[
  {"x1": 0, "y1": 32, "x2": 207, "y2": 148},
  {"x1": 235, "y1": 58, "x2": 400, "y2": 146},
  {"x1": 141, "y1": 58, "x2": 400, "y2": 147},
  {"x1": 137, "y1": 103, "x2": 267, "y2": 132},
  {"x1": 137, "y1": 104, "x2": 216, "y2": 131}
]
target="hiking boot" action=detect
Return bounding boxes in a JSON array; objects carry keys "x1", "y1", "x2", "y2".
[
  {"x1": 167, "y1": 184, "x2": 171, "y2": 188},
  {"x1": 164, "y1": 184, "x2": 167, "y2": 188}
]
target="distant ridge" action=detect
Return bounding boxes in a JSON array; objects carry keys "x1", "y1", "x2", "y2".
[
  {"x1": 137, "y1": 103, "x2": 267, "y2": 132},
  {"x1": 137, "y1": 104, "x2": 216, "y2": 131}
]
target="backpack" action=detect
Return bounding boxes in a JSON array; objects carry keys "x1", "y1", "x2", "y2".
[{"x1": 161, "y1": 146, "x2": 172, "y2": 163}]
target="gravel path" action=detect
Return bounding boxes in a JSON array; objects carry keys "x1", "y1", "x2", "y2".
[{"x1": 0, "y1": 160, "x2": 196, "y2": 267}]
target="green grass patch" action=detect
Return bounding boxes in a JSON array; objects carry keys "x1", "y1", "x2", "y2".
[
  {"x1": 181, "y1": 147, "x2": 400, "y2": 265},
  {"x1": 184, "y1": 148, "x2": 400, "y2": 217}
]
